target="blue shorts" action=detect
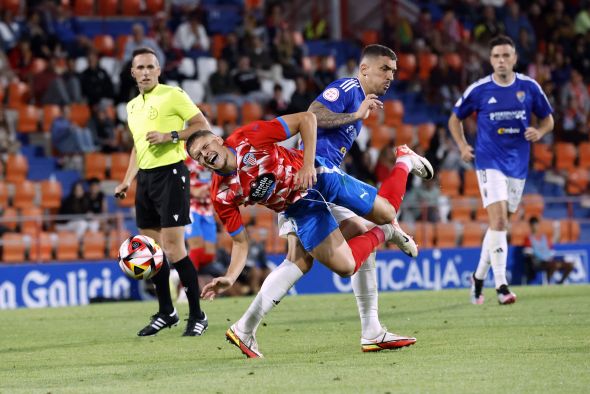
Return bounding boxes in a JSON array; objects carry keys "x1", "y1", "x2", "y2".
[
  {"x1": 185, "y1": 211, "x2": 217, "y2": 243},
  {"x1": 284, "y1": 157, "x2": 377, "y2": 252}
]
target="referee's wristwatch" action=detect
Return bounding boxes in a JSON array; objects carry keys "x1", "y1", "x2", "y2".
[{"x1": 170, "y1": 130, "x2": 179, "y2": 143}]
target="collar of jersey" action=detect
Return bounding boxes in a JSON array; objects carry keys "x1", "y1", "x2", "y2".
[
  {"x1": 213, "y1": 146, "x2": 237, "y2": 176},
  {"x1": 142, "y1": 83, "x2": 161, "y2": 98}
]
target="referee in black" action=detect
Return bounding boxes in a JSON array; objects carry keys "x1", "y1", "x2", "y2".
[{"x1": 115, "y1": 47, "x2": 210, "y2": 336}]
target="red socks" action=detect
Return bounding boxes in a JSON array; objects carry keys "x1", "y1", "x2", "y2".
[
  {"x1": 377, "y1": 163, "x2": 409, "y2": 212},
  {"x1": 347, "y1": 226, "x2": 385, "y2": 273},
  {"x1": 189, "y1": 247, "x2": 204, "y2": 269}
]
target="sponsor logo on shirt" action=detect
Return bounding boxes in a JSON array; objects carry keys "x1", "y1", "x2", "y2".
[
  {"x1": 322, "y1": 88, "x2": 340, "y2": 102},
  {"x1": 249, "y1": 173, "x2": 276, "y2": 202},
  {"x1": 488, "y1": 96, "x2": 497, "y2": 104},
  {"x1": 489, "y1": 110, "x2": 526, "y2": 121},
  {"x1": 497, "y1": 127, "x2": 521, "y2": 134}
]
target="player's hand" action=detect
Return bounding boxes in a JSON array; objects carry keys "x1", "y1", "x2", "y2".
[
  {"x1": 355, "y1": 94, "x2": 383, "y2": 120},
  {"x1": 146, "y1": 131, "x2": 168, "y2": 145},
  {"x1": 114, "y1": 183, "x2": 128, "y2": 199},
  {"x1": 459, "y1": 144, "x2": 475, "y2": 162},
  {"x1": 201, "y1": 276, "x2": 233, "y2": 300},
  {"x1": 294, "y1": 164, "x2": 317, "y2": 191},
  {"x1": 524, "y1": 127, "x2": 543, "y2": 142}
]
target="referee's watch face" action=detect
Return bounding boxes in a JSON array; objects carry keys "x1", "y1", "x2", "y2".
[{"x1": 131, "y1": 53, "x2": 161, "y2": 93}]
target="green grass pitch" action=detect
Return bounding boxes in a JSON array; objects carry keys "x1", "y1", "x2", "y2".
[{"x1": 1, "y1": 285, "x2": 589, "y2": 393}]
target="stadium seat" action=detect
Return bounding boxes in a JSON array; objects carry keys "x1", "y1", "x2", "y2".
[
  {"x1": 532, "y1": 143, "x2": 553, "y2": 171},
  {"x1": 361, "y1": 29, "x2": 379, "y2": 46},
  {"x1": 370, "y1": 125, "x2": 393, "y2": 150},
  {"x1": 108, "y1": 229, "x2": 131, "y2": 259},
  {"x1": 17, "y1": 105, "x2": 40, "y2": 133},
  {"x1": 181, "y1": 80, "x2": 205, "y2": 104},
  {"x1": 438, "y1": 169, "x2": 461, "y2": 197},
  {"x1": 146, "y1": 0, "x2": 165, "y2": 13},
  {"x1": 7, "y1": 81, "x2": 30, "y2": 109},
  {"x1": 110, "y1": 152, "x2": 130, "y2": 180},
  {"x1": 578, "y1": 142, "x2": 590, "y2": 169},
  {"x1": 7, "y1": 154, "x2": 29, "y2": 179},
  {"x1": 216, "y1": 102, "x2": 238, "y2": 126},
  {"x1": 74, "y1": 0, "x2": 94, "y2": 15},
  {"x1": 241, "y1": 102, "x2": 263, "y2": 124},
  {"x1": 98, "y1": 0, "x2": 118, "y2": 16},
  {"x1": 450, "y1": 197, "x2": 474, "y2": 222},
  {"x1": 196, "y1": 57, "x2": 217, "y2": 85},
  {"x1": 85, "y1": 152, "x2": 108, "y2": 180},
  {"x1": 39, "y1": 179, "x2": 62, "y2": 210},
  {"x1": 462, "y1": 170, "x2": 480, "y2": 197},
  {"x1": 566, "y1": 167, "x2": 589, "y2": 195},
  {"x1": 461, "y1": 222, "x2": 485, "y2": 247},
  {"x1": 2, "y1": 233, "x2": 26, "y2": 263},
  {"x1": 121, "y1": 0, "x2": 141, "y2": 15},
  {"x1": 418, "y1": 52, "x2": 438, "y2": 80},
  {"x1": 28, "y1": 231, "x2": 54, "y2": 262},
  {"x1": 444, "y1": 53, "x2": 462, "y2": 71},
  {"x1": 435, "y1": 222, "x2": 457, "y2": 248},
  {"x1": 116, "y1": 181, "x2": 136, "y2": 208},
  {"x1": 1, "y1": 207, "x2": 18, "y2": 231},
  {"x1": 83, "y1": 231, "x2": 106, "y2": 259},
  {"x1": 363, "y1": 108, "x2": 381, "y2": 130},
  {"x1": 538, "y1": 219, "x2": 554, "y2": 241},
  {"x1": 559, "y1": 219, "x2": 580, "y2": 243},
  {"x1": 555, "y1": 142, "x2": 577, "y2": 172},
  {"x1": 0, "y1": 181, "x2": 8, "y2": 207},
  {"x1": 197, "y1": 102, "x2": 213, "y2": 119},
  {"x1": 383, "y1": 100, "x2": 404, "y2": 128},
  {"x1": 510, "y1": 221, "x2": 529, "y2": 246},
  {"x1": 396, "y1": 53, "x2": 416, "y2": 81},
  {"x1": 20, "y1": 206, "x2": 43, "y2": 235},
  {"x1": 12, "y1": 180, "x2": 36, "y2": 210},
  {"x1": 413, "y1": 221, "x2": 434, "y2": 248},
  {"x1": 521, "y1": 193, "x2": 544, "y2": 220},
  {"x1": 93, "y1": 35, "x2": 116, "y2": 56},
  {"x1": 116, "y1": 35, "x2": 130, "y2": 59},
  {"x1": 211, "y1": 34, "x2": 225, "y2": 59},
  {"x1": 43, "y1": 104, "x2": 61, "y2": 133},
  {"x1": 56, "y1": 231, "x2": 80, "y2": 260},
  {"x1": 69, "y1": 103, "x2": 91, "y2": 127},
  {"x1": 475, "y1": 204, "x2": 488, "y2": 222},
  {"x1": 395, "y1": 124, "x2": 414, "y2": 147},
  {"x1": 417, "y1": 123, "x2": 435, "y2": 151}
]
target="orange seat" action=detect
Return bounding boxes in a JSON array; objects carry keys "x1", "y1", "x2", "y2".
[
  {"x1": 17, "y1": 105, "x2": 40, "y2": 133},
  {"x1": 43, "y1": 104, "x2": 61, "y2": 132},
  {"x1": 461, "y1": 222, "x2": 485, "y2": 247},
  {"x1": 211, "y1": 34, "x2": 226, "y2": 59},
  {"x1": 438, "y1": 169, "x2": 461, "y2": 197},
  {"x1": 0, "y1": 181, "x2": 9, "y2": 207},
  {"x1": 1, "y1": 207, "x2": 18, "y2": 231},
  {"x1": 216, "y1": 102, "x2": 238, "y2": 126},
  {"x1": 1, "y1": 0, "x2": 20, "y2": 13},
  {"x1": 396, "y1": 53, "x2": 416, "y2": 80},
  {"x1": 7, "y1": 81, "x2": 30, "y2": 109},
  {"x1": 108, "y1": 229, "x2": 131, "y2": 259},
  {"x1": 85, "y1": 152, "x2": 108, "y2": 180},
  {"x1": 2, "y1": 233, "x2": 26, "y2": 263},
  {"x1": 74, "y1": 0, "x2": 94, "y2": 15},
  {"x1": 55, "y1": 231, "x2": 80, "y2": 260},
  {"x1": 566, "y1": 168, "x2": 589, "y2": 195},
  {"x1": 241, "y1": 102, "x2": 263, "y2": 124},
  {"x1": 538, "y1": 219, "x2": 554, "y2": 241},
  {"x1": 28, "y1": 231, "x2": 54, "y2": 262},
  {"x1": 116, "y1": 181, "x2": 136, "y2": 208},
  {"x1": 532, "y1": 143, "x2": 553, "y2": 171},
  {"x1": 20, "y1": 206, "x2": 43, "y2": 236},
  {"x1": 116, "y1": 35, "x2": 131, "y2": 59},
  {"x1": 93, "y1": 35, "x2": 115, "y2": 56},
  {"x1": 578, "y1": 142, "x2": 590, "y2": 169},
  {"x1": 395, "y1": 124, "x2": 414, "y2": 147},
  {"x1": 444, "y1": 53, "x2": 462, "y2": 71},
  {"x1": 370, "y1": 125, "x2": 393, "y2": 150},
  {"x1": 555, "y1": 142, "x2": 577, "y2": 172},
  {"x1": 413, "y1": 222, "x2": 434, "y2": 249},
  {"x1": 146, "y1": 0, "x2": 165, "y2": 13},
  {"x1": 121, "y1": 0, "x2": 141, "y2": 15},
  {"x1": 417, "y1": 123, "x2": 435, "y2": 151},
  {"x1": 383, "y1": 100, "x2": 404, "y2": 128},
  {"x1": 521, "y1": 194, "x2": 544, "y2": 220},
  {"x1": 83, "y1": 231, "x2": 106, "y2": 259},
  {"x1": 98, "y1": 0, "x2": 118, "y2": 16},
  {"x1": 462, "y1": 170, "x2": 480, "y2": 197},
  {"x1": 363, "y1": 108, "x2": 381, "y2": 130},
  {"x1": 12, "y1": 180, "x2": 36, "y2": 210},
  {"x1": 197, "y1": 102, "x2": 213, "y2": 119},
  {"x1": 475, "y1": 204, "x2": 488, "y2": 222},
  {"x1": 361, "y1": 29, "x2": 379, "y2": 46},
  {"x1": 559, "y1": 219, "x2": 580, "y2": 243},
  {"x1": 418, "y1": 52, "x2": 438, "y2": 80},
  {"x1": 510, "y1": 221, "x2": 529, "y2": 246},
  {"x1": 450, "y1": 197, "x2": 474, "y2": 222},
  {"x1": 39, "y1": 180, "x2": 62, "y2": 210},
  {"x1": 69, "y1": 103, "x2": 91, "y2": 127},
  {"x1": 435, "y1": 222, "x2": 457, "y2": 248},
  {"x1": 110, "y1": 152, "x2": 130, "y2": 180}
]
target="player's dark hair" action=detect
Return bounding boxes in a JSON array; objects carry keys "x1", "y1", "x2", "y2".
[
  {"x1": 186, "y1": 130, "x2": 215, "y2": 155},
  {"x1": 362, "y1": 44, "x2": 397, "y2": 61},
  {"x1": 131, "y1": 47, "x2": 158, "y2": 62},
  {"x1": 489, "y1": 35, "x2": 515, "y2": 51}
]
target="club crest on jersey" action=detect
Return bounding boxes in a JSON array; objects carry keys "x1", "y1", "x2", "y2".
[
  {"x1": 242, "y1": 152, "x2": 257, "y2": 167},
  {"x1": 249, "y1": 173, "x2": 276, "y2": 202},
  {"x1": 516, "y1": 91, "x2": 526, "y2": 103},
  {"x1": 323, "y1": 88, "x2": 339, "y2": 102}
]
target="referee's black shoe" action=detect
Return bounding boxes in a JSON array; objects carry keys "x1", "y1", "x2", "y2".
[
  {"x1": 182, "y1": 312, "x2": 208, "y2": 336},
  {"x1": 137, "y1": 309, "x2": 179, "y2": 336}
]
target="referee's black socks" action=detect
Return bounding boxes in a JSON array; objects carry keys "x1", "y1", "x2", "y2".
[
  {"x1": 151, "y1": 256, "x2": 174, "y2": 315},
  {"x1": 174, "y1": 256, "x2": 204, "y2": 319}
]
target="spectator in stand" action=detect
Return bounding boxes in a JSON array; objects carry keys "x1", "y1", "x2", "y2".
[
  {"x1": 56, "y1": 180, "x2": 99, "y2": 239},
  {"x1": 502, "y1": 2, "x2": 535, "y2": 46},
  {"x1": 527, "y1": 52, "x2": 552, "y2": 86},
  {"x1": 264, "y1": 2, "x2": 285, "y2": 45},
  {"x1": 61, "y1": 57, "x2": 82, "y2": 103},
  {"x1": 515, "y1": 27, "x2": 535, "y2": 72},
  {"x1": 87, "y1": 104, "x2": 118, "y2": 153},
  {"x1": 123, "y1": 24, "x2": 165, "y2": 68},
  {"x1": 266, "y1": 83, "x2": 289, "y2": 117},
  {"x1": 0, "y1": 49, "x2": 15, "y2": 86},
  {"x1": 159, "y1": 30, "x2": 185, "y2": 82},
  {"x1": 148, "y1": 11, "x2": 172, "y2": 47},
  {"x1": 381, "y1": 7, "x2": 413, "y2": 52},
  {"x1": 545, "y1": 1, "x2": 575, "y2": 50},
  {"x1": 437, "y1": 8, "x2": 463, "y2": 46},
  {"x1": 0, "y1": 10, "x2": 22, "y2": 51},
  {"x1": 86, "y1": 177, "x2": 106, "y2": 230},
  {"x1": 312, "y1": 55, "x2": 336, "y2": 92},
  {"x1": 244, "y1": 35, "x2": 273, "y2": 72},
  {"x1": 80, "y1": 50, "x2": 115, "y2": 108},
  {"x1": 51, "y1": 105, "x2": 96, "y2": 155},
  {"x1": 173, "y1": 11, "x2": 210, "y2": 58},
  {"x1": 51, "y1": 4, "x2": 88, "y2": 57},
  {"x1": 571, "y1": 35, "x2": 590, "y2": 78},
  {"x1": 0, "y1": 106, "x2": 20, "y2": 156},
  {"x1": 574, "y1": 4, "x2": 590, "y2": 35},
  {"x1": 22, "y1": 10, "x2": 52, "y2": 59},
  {"x1": 221, "y1": 32, "x2": 241, "y2": 69},
  {"x1": 523, "y1": 217, "x2": 574, "y2": 284},
  {"x1": 232, "y1": 56, "x2": 268, "y2": 104},
  {"x1": 271, "y1": 27, "x2": 304, "y2": 80},
  {"x1": 8, "y1": 39, "x2": 34, "y2": 81},
  {"x1": 402, "y1": 178, "x2": 441, "y2": 223},
  {"x1": 287, "y1": 76, "x2": 315, "y2": 113},
  {"x1": 303, "y1": 4, "x2": 329, "y2": 41},
  {"x1": 208, "y1": 58, "x2": 242, "y2": 106},
  {"x1": 337, "y1": 57, "x2": 359, "y2": 79},
  {"x1": 473, "y1": 6, "x2": 504, "y2": 48},
  {"x1": 31, "y1": 56, "x2": 74, "y2": 105},
  {"x1": 560, "y1": 69, "x2": 590, "y2": 126},
  {"x1": 550, "y1": 51, "x2": 571, "y2": 89}
]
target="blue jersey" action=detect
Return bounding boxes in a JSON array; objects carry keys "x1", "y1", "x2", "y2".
[
  {"x1": 310, "y1": 78, "x2": 365, "y2": 166},
  {"x1": 453, "y1": 73, "x2": 553, "y2": 179}
]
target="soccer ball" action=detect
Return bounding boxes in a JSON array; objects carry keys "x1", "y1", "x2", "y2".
[{"x1": 118, "y1": 235, "x2": 164, "y2": 280}]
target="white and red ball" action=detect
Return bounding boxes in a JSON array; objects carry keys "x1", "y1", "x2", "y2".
[{"x1": 118, "y1": 235, "x2": 164, "y2": 280}]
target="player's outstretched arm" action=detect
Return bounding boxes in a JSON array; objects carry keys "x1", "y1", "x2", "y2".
[
  {"x1": 308, "y1": 94, "x2": 382, "y2": 128},
  {"x1": 201, "y1": 230, "x2": 249, "y2": 300},
  {"x1": 280, "y1": 112, "x2": 318, "y2": 189}
]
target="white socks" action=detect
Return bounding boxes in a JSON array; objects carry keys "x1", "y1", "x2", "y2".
[
  {"x1": 396, "y1": 156, "x2": 414, "y2": 172},
  {"x1": 237, "y1": 259, "x2": 303, "y2": 334},
  {"x1": 351, "y1": 252, "x2": 382, "y2": 340},
  {"x1": 488, "y1": 229, "x2": 508, "y2": 288},
  {"x1": 474, "y1": 229, "x2": 492, "y2": 280}
]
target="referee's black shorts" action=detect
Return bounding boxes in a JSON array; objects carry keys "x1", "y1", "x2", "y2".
[{"x1": 135, "y1": 161, "x2": 191, "y2": 229}]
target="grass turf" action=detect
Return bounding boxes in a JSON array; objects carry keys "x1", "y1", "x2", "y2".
[{"x1": 1, "y1": 284, "x2": 589, "y2": 393}]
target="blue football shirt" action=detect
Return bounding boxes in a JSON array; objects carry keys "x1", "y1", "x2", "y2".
[{"x1": 453, "y1": 73, "x2": 553, "y2": 179}]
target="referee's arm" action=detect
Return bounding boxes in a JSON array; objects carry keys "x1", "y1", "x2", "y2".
[{"x1": 146, "y1": 111, "x2": 211, "y2": 144}]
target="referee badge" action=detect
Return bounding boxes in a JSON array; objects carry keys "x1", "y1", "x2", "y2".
[
  {"x1": 148, "y1": 106, "x2": 158, "y2": 120},
  {"x1": 516, "y1": 91, "x2": 526, "y2": 103}
]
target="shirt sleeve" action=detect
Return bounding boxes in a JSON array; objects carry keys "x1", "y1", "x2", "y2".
[
  {"x1": 244, "y1": 118, "x2": 290, "y2": 146},
  {"x1": 453, "y1": 85, "x2": 478, "y2": 120},
  {"x1": 530, "y1": 81, "x2": 553, "y2": 119},
  {"x1": 213, "y1": 199, "x2": 244, "y2": 236},
  {"x1": 172, "y1": 87, "x2": 200, "y2": 122},
  {"x1": 314, "y1": 80, "x2": 352, "y2": 114}
]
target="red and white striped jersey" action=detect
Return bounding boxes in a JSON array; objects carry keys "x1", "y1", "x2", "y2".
[{"x1": 185, "y1": 157, "x2": 214, "y2": 216}]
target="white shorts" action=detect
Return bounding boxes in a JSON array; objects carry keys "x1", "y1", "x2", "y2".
[
  {"x1": 278, "y1": 204, "x2": 368, "y2": 238},
  {"x1": 476, "y1": 168, "x2": 525, "y2": 213}
]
